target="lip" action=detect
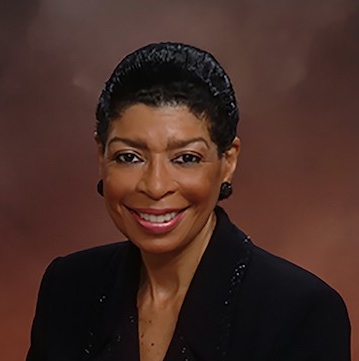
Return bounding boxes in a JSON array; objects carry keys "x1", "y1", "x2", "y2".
[
  {"x1": 126, "y1": 206, "x2": 186, "y2": 234},
  {"x1": 130, "y1": 208, "x2": 182, "y2": 215}
]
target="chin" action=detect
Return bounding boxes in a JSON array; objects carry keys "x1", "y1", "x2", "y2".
[{"x1": 132, "y1": 237, "x2": 184, "y2": 256}]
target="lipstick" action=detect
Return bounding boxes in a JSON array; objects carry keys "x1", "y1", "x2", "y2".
[{"x1": 128, "y1": 208, "x2": 184, "y2": 234}]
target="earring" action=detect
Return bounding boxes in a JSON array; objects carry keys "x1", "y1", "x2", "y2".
[
  {"x1": 97, "y1": 180, "x2": 104, "y2": 197},
  {"x1": 218, "y1": 181, "x2": 232, "y2": 201}
]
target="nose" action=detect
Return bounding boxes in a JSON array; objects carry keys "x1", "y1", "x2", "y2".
[{"x1": 136, "y1": 157, "x2": 177, "y2": 200}]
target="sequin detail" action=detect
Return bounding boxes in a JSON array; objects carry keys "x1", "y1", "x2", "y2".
[
  {"x1": 98, "y1": 295, "x2": 106, "y2": 303},
  {"x1": 216, "y1": 235, "x2": 251, "y2": 361},
  {"x1": 177, "y1": 331, "x2": 193, "y2": 361}
]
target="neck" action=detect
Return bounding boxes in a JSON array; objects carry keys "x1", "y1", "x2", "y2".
[{"x1": 138, "y1": 212, "x2": 216, "y2": 303}]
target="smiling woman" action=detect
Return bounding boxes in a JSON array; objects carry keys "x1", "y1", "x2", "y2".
[
  {"x1": 26, "y1": 43, "x2": 351, "y2": 361},
  {"x1": 99, "y1": 104, "x2": 238, "y2": 256}
]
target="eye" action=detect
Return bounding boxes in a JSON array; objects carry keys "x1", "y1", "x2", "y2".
[
  {"x1": 114, "y1": 152, "x2": 142, "y2": 164},
  {"x1": 172, "y1": 153, "x2": 202, "y2": 165}
]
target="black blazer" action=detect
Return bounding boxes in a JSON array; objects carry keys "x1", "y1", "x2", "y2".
[{"x1": 27, "y1": 207, "x2": 351, "y2": 361}]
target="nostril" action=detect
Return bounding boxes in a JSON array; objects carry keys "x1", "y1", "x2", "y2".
[{"x1": 136, "y1": 163, "x2": 176, "y2": 199}]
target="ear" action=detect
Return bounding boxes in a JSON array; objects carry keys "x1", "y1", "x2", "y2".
[
  {"x1": 94, "y1": 133, "x2": 105, "y2": 177},
  {"x1": 222, "y1": 136, "x2": 241, "y2": 182}
]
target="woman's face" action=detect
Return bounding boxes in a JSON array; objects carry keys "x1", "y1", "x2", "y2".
[{"x1": 97, "y1": 104, "x2": 240, "y2": 255}]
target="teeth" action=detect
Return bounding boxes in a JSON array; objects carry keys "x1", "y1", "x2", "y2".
[{"x1": 138, "y1": 211, "x2": 178, "y2": 223}]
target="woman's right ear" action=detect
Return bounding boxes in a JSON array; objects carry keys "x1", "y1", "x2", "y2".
[{"x1": 94, "y1": 133, "x2": 105, "y2": 176}]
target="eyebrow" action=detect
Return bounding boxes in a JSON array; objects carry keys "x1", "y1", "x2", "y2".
[{"x1": 107, "y1": 136, "x2": 210, "y2": 150}]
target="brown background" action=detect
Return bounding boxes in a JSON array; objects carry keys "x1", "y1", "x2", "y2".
[{"x1": 1, "y1": 0, "x2": 358, "y2": 360}]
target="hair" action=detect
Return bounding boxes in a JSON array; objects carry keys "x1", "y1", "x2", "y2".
[{"x1": 96, "y1": 42, "x2": 239, "y2": 155}]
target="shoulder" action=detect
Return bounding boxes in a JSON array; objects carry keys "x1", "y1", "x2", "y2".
[
  {"x1": 41, "y1": 241, "x2": 135, "y2": 294},
  {"x1": 216, "y1": 206, "x2": 343, "y2": 298},
  {"x1": 232, "y1": 241, "x2": 350, "y2": 359},
  {"x1": 248, "y1": 244, "x2": 342, "y2": 298},
  {"x1": 215, "y1": 206, "x2": 346, "y2": 304},
  {"x1": 51, "y1": 241, "x2": 131, "y2": 271},
  {"x1": 228, "y1": 243, "x2": 351, "y2": 360},
  {"x1": 240, "y1": 242, "x2": 349, "y2": 327}
]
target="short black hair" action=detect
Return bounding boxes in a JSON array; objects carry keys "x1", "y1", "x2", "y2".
[{"x1": 96, "y1": 42, "x2": 239, "y2": 155}]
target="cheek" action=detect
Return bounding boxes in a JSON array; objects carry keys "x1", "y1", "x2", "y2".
[
  {"x1": 102, "y1": 171, "x2": 134, "y2": 232},
  {"x1": 177, "y1": 167, "x2": 222, "y2": 205},
  {"x1": 103, "y1": 169, "x2": 136, "y2": 201}
]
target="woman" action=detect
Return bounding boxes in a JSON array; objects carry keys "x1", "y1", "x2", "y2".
[{"x1": 27, "y1": 42, "x2": 351, "y2": 361}]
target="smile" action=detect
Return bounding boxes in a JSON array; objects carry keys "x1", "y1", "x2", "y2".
[
  {"x1": 127, "y1": 207, "x2": 185, "y2": 234},
  {"x1": 138, "y1": 211, "x2": 178, "y2": 223}
]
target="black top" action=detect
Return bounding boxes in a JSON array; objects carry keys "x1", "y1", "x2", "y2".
[{"x1": 26, "y1": 207, "x2": 351, "y2": 361}]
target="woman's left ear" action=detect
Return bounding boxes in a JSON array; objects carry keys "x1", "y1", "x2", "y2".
[{"x1": 222, "y1": 136, "x2": 241, "y2": 181}]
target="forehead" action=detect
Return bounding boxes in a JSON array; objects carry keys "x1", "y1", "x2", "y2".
[{"x1": 107, "y1": 104, "x2": 212, "y2": 143}]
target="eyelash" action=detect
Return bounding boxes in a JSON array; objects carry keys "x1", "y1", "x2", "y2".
[
  {"x1": 114, "y1": 152, "x2": 143, "y2": 164},
  {"x1": 172, "y1": 153, "x2": 202, "y2": 165},
  {"x1": 112, "y1": 152, "x2": 202, "y2": 165}
]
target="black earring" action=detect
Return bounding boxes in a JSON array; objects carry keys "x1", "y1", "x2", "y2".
[
  {"x1": 218, "y1": 182, "x2": 232, "y2": 201},
  {"x1": 97, "y1": 180, "x2": 104, "y2": 197}
]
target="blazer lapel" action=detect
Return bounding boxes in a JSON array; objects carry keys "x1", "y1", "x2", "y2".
[
  {"x1": 165, "y1": 207, "x2": 252, "y2": 361},
  {"x1": 81, "y1": 241, "x2": 142, "y2": 361}
]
